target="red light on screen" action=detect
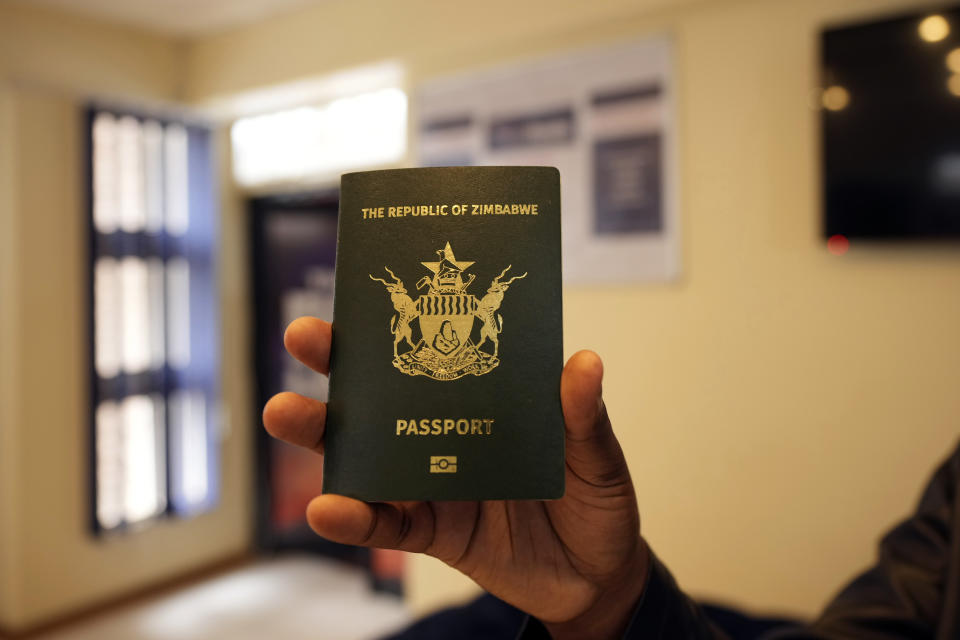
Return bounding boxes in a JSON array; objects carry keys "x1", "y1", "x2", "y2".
[{"x1": 827, "y1": 234, "x2": 850, "y2": 255}]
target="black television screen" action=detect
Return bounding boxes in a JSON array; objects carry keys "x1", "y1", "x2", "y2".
[{"x1": 822, "y1": 6, "x2": 960, "y2": 239}]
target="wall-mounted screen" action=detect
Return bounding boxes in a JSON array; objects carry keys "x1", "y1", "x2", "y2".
[{"x1": 822, "y1": 7, "x2": 960, "y2": 239}]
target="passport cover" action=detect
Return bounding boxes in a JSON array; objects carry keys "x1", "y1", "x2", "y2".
[{"x1": 323, "y1": 167, "x2": 564, "y2": 501}]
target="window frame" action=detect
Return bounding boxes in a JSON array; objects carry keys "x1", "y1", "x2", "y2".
[{"x1": 84, "y1": 105, "x2": 220, "y2": 536}]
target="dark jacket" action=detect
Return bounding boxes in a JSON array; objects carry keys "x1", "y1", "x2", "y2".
[{"x1": 520, "y1": 442, "x2": 960, "y2": 639}]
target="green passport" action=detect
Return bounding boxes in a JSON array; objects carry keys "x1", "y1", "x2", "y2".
[{"x1": 323, "y1": 166, "x2": 564, "y2": 501}]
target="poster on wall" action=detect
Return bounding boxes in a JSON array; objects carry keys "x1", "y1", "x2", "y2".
[{"x1": 418, "y1": 37, "x2": 679, "y2": 284}]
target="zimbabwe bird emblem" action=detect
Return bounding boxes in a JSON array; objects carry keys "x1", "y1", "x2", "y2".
[{"x1": 369, "y1": 242, "x2": 527, "y2": 381}]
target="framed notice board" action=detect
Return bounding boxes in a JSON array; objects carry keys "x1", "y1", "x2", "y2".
[{"x1": 418, "y1": 37, "x2": 680, "y2": 284}]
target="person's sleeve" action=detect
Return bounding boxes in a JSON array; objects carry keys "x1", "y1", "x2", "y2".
[
  {"x1": 515, "y1": 552, "x2": 730, "y2": 639},
  {"x1": 768, "y1": 442, "x2": 959, "y2": 639},
  {"x1": 518, "y1": 442, "x2": 960, "y2": 640}
]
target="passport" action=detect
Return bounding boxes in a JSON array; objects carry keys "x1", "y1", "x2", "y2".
[{"x1": 323, "y1": 167, "x2": 564, "y2": 501}]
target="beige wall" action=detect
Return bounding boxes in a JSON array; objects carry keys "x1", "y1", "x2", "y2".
[
  {"x1": 3, "y1": 0, "x2": 959, "y2": 631},
  {"x1": 182, "y1": 0, "x2": 701, "y2": 102},
  {"x1": 185, "y1": 0, "x2": 960, "y2": 619},
  {"x1": 0, "y1": 85, "x2": 24, "y2": 628},
  {"x1": 0, "y1": 3, "x2": 183, "y2": 101},
  {"x1": 624, "y1": 0, "x2": 958, "y2": 615},
  {"x1": 0, "y1": 4, "x2": 254, "y2": 632}
]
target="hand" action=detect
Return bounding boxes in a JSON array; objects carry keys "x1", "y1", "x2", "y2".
[{"x1": 263, "y1": 317, "x2": 649, "y2": 639}]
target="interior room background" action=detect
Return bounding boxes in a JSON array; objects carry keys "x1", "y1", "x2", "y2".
[{"x1": 1, "y1": 0, "x2": 959, "y2": 634}]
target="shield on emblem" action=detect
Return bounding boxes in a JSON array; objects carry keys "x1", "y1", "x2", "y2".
[{"x1": 415, "y1": 294, "x2": 478, "y2": 356}]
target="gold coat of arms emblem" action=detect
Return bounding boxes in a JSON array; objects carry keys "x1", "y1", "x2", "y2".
[{"x1": 369, "y1": 242, "x2": 526, "y2": 381}]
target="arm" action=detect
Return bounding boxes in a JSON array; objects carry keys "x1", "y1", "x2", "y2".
[
  {"x1": 264, "y1": 317, "x2": 956, "y2": 640},
  {"x1": 773, "y1": 443, "x2": 958, "y2": 639},
  {"x1": 264, "y1": 318, "x2": 651, "y2": 639},
  {"x1": 523, "y1": 444, "x2": 959, "y2": 640},
  {"x1": 518, "y1": 551, "x2": 729, "y2": 639}
]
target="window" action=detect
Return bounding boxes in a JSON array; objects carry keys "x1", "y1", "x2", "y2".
[
  {"x1": 88, "y1": 108, "x2": 219, "y2": 532},
  {"x1": 230, "y1": 87, "x2": 407, "y2": 188}
]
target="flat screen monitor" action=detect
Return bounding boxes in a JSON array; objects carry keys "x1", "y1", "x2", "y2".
[{"x1": 822, "y1": 6, "x2": 960, "y2": 239}]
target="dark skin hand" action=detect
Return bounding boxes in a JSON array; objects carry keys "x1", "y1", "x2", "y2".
[{"x1": 263, "y1": 317, "x2": 650, "y2": 639}]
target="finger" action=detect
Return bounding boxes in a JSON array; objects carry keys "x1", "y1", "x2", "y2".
[
  {"x1": 262, "y1": 391, "x2": 326, "y2": 454},
  {"x1": 560, "y1": 350, "x2": 631, "y2": 489},
  {"x1": 284, "y1": 317, "x2": 332, "y2": 374},
  {"x1": 306, "y1": 495, "x2": 435, "y2": 553}
]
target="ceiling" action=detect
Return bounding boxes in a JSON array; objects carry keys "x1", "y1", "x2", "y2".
[{"x1": 21, "y1": 0, "x2": 330, "y2": 37}]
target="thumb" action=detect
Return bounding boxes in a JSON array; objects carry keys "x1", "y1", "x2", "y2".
[{"x1": 561, "y1": 350, "x2": 631, "y2": 489}]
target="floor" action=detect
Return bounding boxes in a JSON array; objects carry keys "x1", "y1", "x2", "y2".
[{"x1": 34, "y1": 555, "x2": 412, "y2": 640}]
